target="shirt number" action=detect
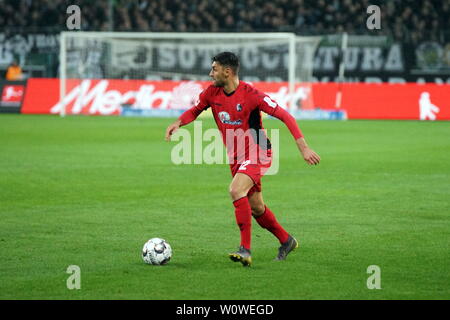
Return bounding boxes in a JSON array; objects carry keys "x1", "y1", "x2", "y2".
[{"x1": 238, "y1": 160, "x2": 251, "y2": 171}]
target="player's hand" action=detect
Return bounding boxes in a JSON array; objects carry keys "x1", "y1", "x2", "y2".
[
  {"x1": 295, "y1": 137, "x2": 320, "y2": 165},
  {"x1": 301, "y1": 147, "x2": 320, "y2": 165},
  {"x1": 165, "y1": 120, "x2": 181, "y2": 141}
]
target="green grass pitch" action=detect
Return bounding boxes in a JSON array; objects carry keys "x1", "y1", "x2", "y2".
[{"x1": 0, "y1": 114, "x2": 449, "y2": 299}]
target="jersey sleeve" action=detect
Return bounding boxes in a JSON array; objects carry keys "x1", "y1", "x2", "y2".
[
  {"x1": 178, "y1": 88, "x2": 210, "y2": 126},
  {"x1": 257, "y1": 92, "x2": 304, "y2": 140}
]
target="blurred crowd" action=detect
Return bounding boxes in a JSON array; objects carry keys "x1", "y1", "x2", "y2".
[{"x1": 0, "y1": 0, "x2": 449, "y2": 44}]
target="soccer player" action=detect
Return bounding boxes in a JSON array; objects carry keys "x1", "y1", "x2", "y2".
[{"x1": 165, "y1": 52, "x2": 320, "y2": 267}]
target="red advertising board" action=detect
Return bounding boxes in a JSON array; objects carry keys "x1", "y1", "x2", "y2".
[{"x1": 21, "y1": 78, "x2": 450, "y2": 120}]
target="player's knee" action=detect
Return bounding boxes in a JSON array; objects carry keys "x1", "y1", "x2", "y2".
[
  {"x1": 229, "y1": 186, "x2": 246, "y2": 201},
  {"x1": 251, "y1": 204, "x2": 265, "y2": 217}
]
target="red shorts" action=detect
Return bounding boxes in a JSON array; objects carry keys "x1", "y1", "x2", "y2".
[{"x1": 230, "y1": 158, "x2": 272, "y2": 197}]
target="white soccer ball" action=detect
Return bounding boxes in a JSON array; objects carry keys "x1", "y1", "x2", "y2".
[{"x1": 142, "y1": 238, "x2": 172, "y2": 265}]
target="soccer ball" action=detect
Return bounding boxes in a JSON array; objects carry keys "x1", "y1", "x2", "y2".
[{"x1": 142, "y1": 238, "x2": 172, "y2": 265}]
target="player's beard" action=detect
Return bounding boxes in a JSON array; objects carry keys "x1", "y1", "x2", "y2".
[{"x1": 213, "y1": 78, "x2": 225, "y2": 87}]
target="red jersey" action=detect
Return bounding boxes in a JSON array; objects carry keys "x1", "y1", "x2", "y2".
[{"x1": 179, "y1": 81, "x2": 303, "y2": 164}]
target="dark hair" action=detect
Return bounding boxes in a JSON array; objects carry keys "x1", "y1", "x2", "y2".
[{"x1": 212, "y1": 52, "x2": 240, "y2": 74}]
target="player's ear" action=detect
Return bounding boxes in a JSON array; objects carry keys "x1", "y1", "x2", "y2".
[{"x1": 224, "y1": 66, "x2": 232, "y2": 77}]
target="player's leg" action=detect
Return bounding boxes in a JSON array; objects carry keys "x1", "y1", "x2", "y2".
[
  {"x1": 229, "y1": 172, "x2": 255, "y2": 201},
  {"x1": 247, "y1": 190, "x2": 266, "y2": 217},
  {"x1": 248, "y1": 191, "x2": 299, "y2": 261},
  {"x1": 228, "y1": 173, "x2": 254, "y2": 266},
  {"x1": 248, "y1": 191, "x2": 289, "y2": 243}
]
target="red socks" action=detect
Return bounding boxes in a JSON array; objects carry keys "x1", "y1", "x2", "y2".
[
  {"x1": 255, "y1": 206, "x2": 289, "y2": 244},
  {"x1": 233, "y1": 199, "x2": 290, "y2": 249},
  {"x1": 233, "y1": 197, "x2": 252, "y2": 250}
]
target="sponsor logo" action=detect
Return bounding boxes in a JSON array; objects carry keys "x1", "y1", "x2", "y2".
[
  {"x1": 1, "y1": 85, "x2": 24, "y2": 107},
  {"x1": 2, "y1": 85, "x2": 24, "y2": 101},
  {"x1": 416, "y1": 42, "x2": 445, "y2": 70},
  {"x1": 50, "y1": 80, "x2": 200, "y2": 115},
  {"x1": 218, "y1": 111, "x2": 242, "y2": 125},
  {"x1": 218, "y1": 111, "x2": 230, "y2": 122},
  {"x1": 169, "y1": 81, "x2": 203, "y2": 109}
]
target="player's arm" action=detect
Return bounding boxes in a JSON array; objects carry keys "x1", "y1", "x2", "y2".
[
  {"x1": 259, "y1": 95, "x2": 320, "y2": 165},
  {"x1": 165, "y1": 90, "x2": 209, "y2": 141}
]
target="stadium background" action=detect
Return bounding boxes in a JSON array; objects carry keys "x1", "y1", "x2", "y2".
[{"x1": 0, "y1": 0, "x2": 449, "y2": 300}]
